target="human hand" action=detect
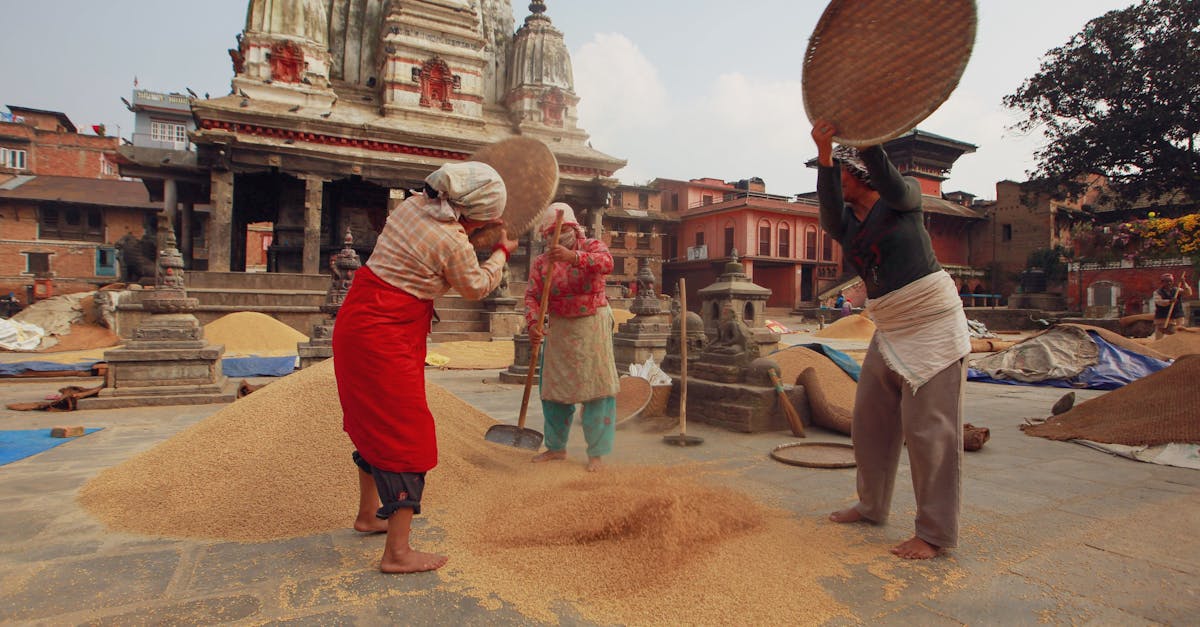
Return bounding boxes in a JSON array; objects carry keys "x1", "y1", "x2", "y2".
[
  {"x1": 811, "y1": 120, "x2": 836, "y2": 167},
  {"x1": 528, "y1": 322, "x2": 545, "y2": 346},
  {"x1": 547, "y1": 244, "x2": 579, "y2": 265},
  {"x1": 497, "y1": 228, "x2": 519, "y2": 257}
]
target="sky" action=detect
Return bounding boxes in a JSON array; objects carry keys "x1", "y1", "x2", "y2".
[{"x1": 1, "y1": 0, "x2": 1137, "y2": 200}]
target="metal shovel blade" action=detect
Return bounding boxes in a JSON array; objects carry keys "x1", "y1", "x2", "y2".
[{"x1": 484, "y1": 424, "x2": 544, "y2": 450}]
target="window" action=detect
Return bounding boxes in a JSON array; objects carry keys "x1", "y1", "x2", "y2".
[
  {"x1": 1, "y1": 147, "x2": 28, "y2": 170},
  {"x1": 758, "y1": 220, "x2": 771, "y2": 256},
  {"x1": 101, "y1": 156, "x2": 117, "y2": 176},
  {"x1": 638, "y1": 192, "x2": 649, "y2": 210},
  {"x1": 695, "y1": 231, "x2": 705, "y2": 247},
  {"x1": 39, "y1": 207, "x2": 104, "y2": 242},
  {"x1": 822, "y1": 232, "x2": 834, "y2": 261},
  {"x1": 636, "y1": 224, "x2": 651, "y2": 249},
  {"x1": 96, "y1": 247, "x2": 118, "y2": 277},
  {"x1": 1002, "y1": 224, "x2": 1012, "y2": 242},
  {"x1": 805, "y1": 226, "x2": 818, "y2": 260},
  {"x1": 724, "y1": 222, "x2": 735, "y2": 257},
  {"x1": 702, "y1": 194, "x2": 713, "y2": 205},
  {"x1": 25, "y1": 252, "x2": 51, "y2": 275},
  {"x1": 612, "y1": 191, "x2": 623, "y2": 208},
  {"x1": 150, "y1": 120, "x2": 188, "y2": 147},
  {"x1": 779, "y1": 223, "x2": 790, "y2": 258}
]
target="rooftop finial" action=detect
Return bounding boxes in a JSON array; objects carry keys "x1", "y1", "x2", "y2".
[{"x1": 529, "y1": 0, "x2": 546, "y2": 16}]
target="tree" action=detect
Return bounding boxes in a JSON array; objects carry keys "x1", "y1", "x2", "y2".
[{"x1": 1003, "y1": 0, "x2": 1199, "y2": 206}]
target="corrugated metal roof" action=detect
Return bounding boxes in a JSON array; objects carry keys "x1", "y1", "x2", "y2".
[
  {"x1": 923, "y1": 195, "x2": 984, "y2": 220},
  {"x1": 0, "y1": 175, "x2": 158, "y2": 209}
]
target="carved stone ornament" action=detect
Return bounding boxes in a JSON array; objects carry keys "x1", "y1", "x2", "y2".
[{"x1": 321, "y1": 228, "x2": 361, "y2": 317}]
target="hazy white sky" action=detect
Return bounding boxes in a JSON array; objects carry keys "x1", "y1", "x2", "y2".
[{"x1": 1, "y1": 0, "x2": 1136, "y2": 199}]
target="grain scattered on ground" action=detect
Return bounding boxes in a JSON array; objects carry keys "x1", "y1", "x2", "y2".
[
  {"x1": 426, "y1": 340, "x2": 513, "y2": 369},
  {"x1": 813, "y1": 314, "x2": 876, "y2": 340},
  {"x1": 202, "y1": 311, "x2": 308, "y2": 356},
  {"x1": 78, "y1": 357, "x2": 885, "y2": 625}
]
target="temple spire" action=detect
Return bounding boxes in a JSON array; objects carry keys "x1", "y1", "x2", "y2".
[{"x1": 526, "y1": 0, "x2": 549, "y2": 24}]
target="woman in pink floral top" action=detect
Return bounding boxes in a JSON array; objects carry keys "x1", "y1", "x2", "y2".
[{"x1": 525, "y1": 203, "x2": 619, "y2": 472}]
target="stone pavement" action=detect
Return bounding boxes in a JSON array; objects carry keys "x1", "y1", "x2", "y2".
[{"x1": 0, "y1": 337, "x2": 1197, "y2": 625}]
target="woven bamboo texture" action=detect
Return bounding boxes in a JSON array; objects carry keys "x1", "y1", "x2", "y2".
[
  {"x1": 803, "y1": 0, "x2": 977, "y2": 146},
  {"x1": 468, "y1": 137, "x2": 559, "y2": 251},
  {"x1": 1021, "y1": 354, "x2": 1200, "y2": 446},
  {"x1": 616, "y1": 375, "x2": 653, "y2": 425},
  {"x1": 770, "y1": 442, "x2": 856, "y2": 468}
]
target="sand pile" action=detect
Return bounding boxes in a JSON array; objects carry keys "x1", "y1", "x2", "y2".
[
  {"x1": 202, "y1": 311, "x2": 308, "y2": 357},
  {"x1": 78, "y1": 358, "x2": 876, "y2": 625},
  {"x1": 426, "y1": 340, "x2": 513, "y2": 369},
  {"x1": 813, "y1": 314, "x2": 875, "y2": 340},
  {"x1": 1022, "y1": 354, "x2": 1200, "y2": 446},
  {"x1": 1148, "y1": 328, "x2": 1200, "y2": 359}
]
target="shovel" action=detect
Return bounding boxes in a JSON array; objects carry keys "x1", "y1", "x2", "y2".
[{"x1": 484, "y1": 209, "x2": 565, "y2": 450}]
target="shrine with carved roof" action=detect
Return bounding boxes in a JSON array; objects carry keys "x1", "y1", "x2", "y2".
[{"x1": 186, "y1": 0, "x2": 624, "y2": 275}]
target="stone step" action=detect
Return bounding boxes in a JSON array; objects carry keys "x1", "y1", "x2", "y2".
[
  {"x1": 429, "y1": 330, "x2": 493, "y2": 343},
  {"x1": 431, "y1": 319, "x2": 489, "y2": 333},
  {"x1": 184, "y1": 270, "x2": 329, "y2": 292}
]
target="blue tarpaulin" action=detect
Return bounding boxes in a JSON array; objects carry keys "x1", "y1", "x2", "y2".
[
  {"x1": 968, "y1": 331, "x2": 1170, "y2": 390},
  {"x1": 221, "y1": 356, "x2": 297, "y2": 377},
  {"x1": 0, "y1": 428, "x2": 103, "y2": 467},
  {"x1": 0, "y1": 360, "x2": 100, "y2": 376}
]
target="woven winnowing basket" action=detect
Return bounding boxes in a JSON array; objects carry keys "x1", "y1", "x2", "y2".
[
  {"x1": 803, "y1": 0, "x2": 977, "y2": 146},
  {"x1": 467, "y1": 137, "x2": 560, "y2": 251}
]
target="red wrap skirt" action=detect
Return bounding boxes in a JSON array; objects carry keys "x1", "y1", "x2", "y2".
[{"x1": 333, "y1": 265, "x2": 438, "y2": 473}]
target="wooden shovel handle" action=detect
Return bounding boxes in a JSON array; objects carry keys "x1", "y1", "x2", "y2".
[{"x1": 517, "y1": 209, "x2": 565, "y2": 429}]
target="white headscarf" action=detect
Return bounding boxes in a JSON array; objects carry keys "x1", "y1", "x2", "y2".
[
  {"x1": 537, "y1": 202, "x2": 582, "y2": 246},
  {"x1": 423, "y1": 162, "x2": 507, "y2": 222}
]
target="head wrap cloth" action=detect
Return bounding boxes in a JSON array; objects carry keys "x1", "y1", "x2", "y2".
[
  {"x1": 832, "y1": 145, "x2": 872, "y2": 187},
  {"x1": 536, "y1": 202, "x2": 580, "y2": 238},
  {"x1": 423, "y1": 162, "x2": 507, "y2": 222}
]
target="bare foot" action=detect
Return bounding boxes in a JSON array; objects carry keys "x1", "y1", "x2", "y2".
[
  {"x1": 586, "y1": 456, "x2": 604, "y2": 472},
  {"x1": 380, "y1": 549, "x2": 449, "y2": 573},
  {"x1": 828, "y1": 507, "x2": 865, "y2": 523},
  {"x1": 353, "y1": 515, "x2": 388, "y2": 534},
  {"x1": 531, "y1": 449, "x2": 567, "y2": 463},
  {"x1": 891, "y1": 536, "x2": 941, "y2": 559}
]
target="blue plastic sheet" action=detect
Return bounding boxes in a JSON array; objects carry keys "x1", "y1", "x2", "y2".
[
  {"x1": 968, "y1": 331, "x2": 1169, "y2": 390},
  {"x1": 0, "y1": 428, "x2": 103, "y2": 466},
  {"x1": 0, "y1": 360, "x2": 100, "y2": 376},
  {"x1": 221, "y1": 356, "x2": 297, "y2": 377}
]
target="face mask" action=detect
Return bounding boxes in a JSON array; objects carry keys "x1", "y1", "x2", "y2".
[{"x1": 557, "y1": 229, "x2": 578, "y2": 248}]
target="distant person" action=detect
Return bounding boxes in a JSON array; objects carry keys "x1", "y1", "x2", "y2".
[
  {"x1": 1153, "y1": 272, "x2": 1192, "y2": 340},
  {"x1": 526, "y1": 203, "x2": 619, "y2": 472},
  {"x1": 812, "y1": 120, "x2": 970, "y2": 560},
  {"x1": 333, "y1": 162, "x2": 518, "y2": 574},
  {"x1": 834, "y1": 292, "x2": 846, "y2": 310},
  {"x1": 840, "y1": 293, "x2": 853, "y2": 318}
]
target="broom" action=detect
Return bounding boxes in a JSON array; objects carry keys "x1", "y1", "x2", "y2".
[{"x1": 769, "y1": 368, "x2": 805, "y2": 438}]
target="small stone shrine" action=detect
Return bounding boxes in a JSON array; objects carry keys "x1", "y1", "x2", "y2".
[
  {"x1": 612, "y1": 258, "x2": 673, "y2": 372},
  {"x1": 697, "y1": 250, "x2": 780, "y2": 352},
  {"x1": 299, "y1": 228, "x2": 359, "y2": 369},
  {"x1": 80, "y1": 224, "x2": 232, "y2": 409}
]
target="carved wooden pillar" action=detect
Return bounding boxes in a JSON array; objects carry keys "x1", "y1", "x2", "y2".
[
  {"x1": 302, "y1": 174, "x2": 326, "y2": 275},
  {"x1": 180, "y1": 202, "x2": 193, "y2": 269},
  {"x1": 209, "y1": 170, "x2": 234, "y2": 272}
]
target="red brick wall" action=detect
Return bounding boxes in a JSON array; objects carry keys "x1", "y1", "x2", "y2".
[
  {"x1": 0, "y1": 119, "x2": 118, "y2": 178},
  {"x1": 1067, "y1": 264, "x2": 1194, "y2": 312},
  {"x1": 927, "y1": 217, "x2": 970, "y2": 266}
]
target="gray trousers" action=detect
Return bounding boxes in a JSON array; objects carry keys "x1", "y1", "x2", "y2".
[{"x1": 850, "y1": 338, "x2": 966, "y2": 548}]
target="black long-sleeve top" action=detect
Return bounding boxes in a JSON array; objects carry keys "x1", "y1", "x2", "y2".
[{"x1": 818, "y1": 145, "x2": 941, "y2": 299}]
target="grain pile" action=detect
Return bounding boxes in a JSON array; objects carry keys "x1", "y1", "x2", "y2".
[
  {"x1": 425, "y1": 340, "x2": 513, "y2": 369},
  {"x1": 1021, "y1": 354, "x2": 1200, "y2": 446},
  {"x1": 1148, "y1": 328, "x2": 1200, "y2": 359},
  {"x1": 813, "y1": 314, "x2": 876, "y2": 340},
  {"x1": 611, "y1": 307, "x2": 636, "y2": 331},
  {"x1": 202, "y1": 311, "x2": 308, "y2": 357},
  {"x1": 78, "y1": 357, "x2": 877, "y2": 625},
  {"x1": 770, "y1": 346, "x2": 857, "y2": 410}
]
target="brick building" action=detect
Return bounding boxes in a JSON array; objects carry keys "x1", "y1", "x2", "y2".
[
  {"x1": 600, "y1": 183, "x2": 677, "y2": 293},
  {"x1": 0, "y1": 106, "x2": 158, "y2": 303}
]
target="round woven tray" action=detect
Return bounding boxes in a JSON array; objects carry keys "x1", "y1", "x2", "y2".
[
  {"x1": 468, "y1": 137, "x2": 559, "y2": 251},
  {"x1": 615, "y1": 376, "x2": 653, "y2": 426},
  {"x1": 802, "y1": 0, "x2": 977, "y2": 146},
  {"x1": 769, "y1": 442, "x2": 856, "y2": 468}
]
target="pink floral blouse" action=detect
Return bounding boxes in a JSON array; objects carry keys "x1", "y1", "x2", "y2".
[{"x1": 524, "y1": 236, "x2": 614, "y2": 328}]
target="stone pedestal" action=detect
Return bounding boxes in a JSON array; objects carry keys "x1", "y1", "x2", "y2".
[
  {"x1": 484, "y1": 297, "x2": 523, "y2": 339},
  {"x1": 80, "y1": 314, "x2": 232, "y2": 410},
  {"x1": 298, "y1": 322, "x2": 333, "y2": 369},
  {"x1": 499, "y1": 334, "x2": 536, "y2": 384},
  {"x1": 666, "y1": 377, "x2": 808, "y2": 434}
]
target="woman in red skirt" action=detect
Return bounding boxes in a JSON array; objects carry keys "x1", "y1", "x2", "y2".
[{"x1": 334, "y1": 162, "x2": 517, "y2": 573}]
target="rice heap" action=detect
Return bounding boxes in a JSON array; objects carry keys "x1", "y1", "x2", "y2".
[
  {"x1": 1021, "y1": 354, "x2": 1200, "y2": 446},
  {"x1": 813, "y1": 314, "x2": 876, "y2": 340},
  {"x1": 202, "y1": 311, "x2": 308, "y2": 357},
  {"x1": 1148, "y1": 328, "x2": 1200, "y2": 359},
  {"x1": 78, "y1": 357, "x2": 873, "y2": 625},
  {"x1": 769, "y1": 346, "x2": 857, "y2": 410},
  {"x1": 425, "y1": 340, "x2": 513, "y2": 369},
  {"x1": 611, "y1": 307, "x2": 636, "y2": 331}
]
